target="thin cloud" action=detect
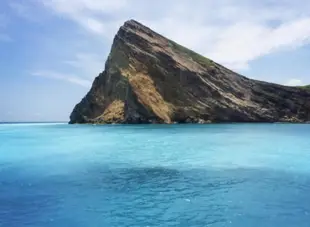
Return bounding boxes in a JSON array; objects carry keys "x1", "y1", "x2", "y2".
[
  {"x1": 41, "y1": 0, "x2": 127, "y2": 36},
  {"x1": 63, "y1": 52, "x2": 105, "y2": 76},
  {"x1": 206, "y1": 18, "x2": 310, "y2": 70},
  {"x1": 9, "y1": 2, "x2": 32, "y2": 19},
  {"x1": 9, "y1": 1, "x2": 50, "y2": 23},
  {"x1": 31, "y1": 71, "x2": 92, "y2": 87},
  {"x1": 39, "y1": 0, "x2": 310, "y2": 71},
  {"x1": 285, "y1": 78, "x2": 303, "y2": 86}
]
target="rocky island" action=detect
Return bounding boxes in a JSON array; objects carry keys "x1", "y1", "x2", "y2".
[{"x1": 69, "y1": 20, "x2": 310, "y2": 124}]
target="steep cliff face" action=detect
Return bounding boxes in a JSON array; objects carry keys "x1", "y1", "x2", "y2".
[{"x1": 69, "y1": 20, "x2": 310, "y2": 124}]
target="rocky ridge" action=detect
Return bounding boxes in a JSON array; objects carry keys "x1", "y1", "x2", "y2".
[{"x1": 69, "y1": 20, "x2": 310, "y2": 124}]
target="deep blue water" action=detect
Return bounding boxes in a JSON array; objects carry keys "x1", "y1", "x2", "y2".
[{"x1": 0, "y1": 123, "x2": 310, "y2": 227}]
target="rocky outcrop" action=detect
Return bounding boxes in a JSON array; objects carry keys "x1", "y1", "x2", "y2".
[{"x1": 69, "y1": 20, "x2": 310, "y2": 124}]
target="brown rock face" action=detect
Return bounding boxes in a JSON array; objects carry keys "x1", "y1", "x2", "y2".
[{"x1": 69, "y1": 20, "x2": 310, "y2": 124}]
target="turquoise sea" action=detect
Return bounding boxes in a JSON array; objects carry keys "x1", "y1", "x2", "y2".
[{"x1": 0, "y1": 123, "x2": 310, "y2": 226}]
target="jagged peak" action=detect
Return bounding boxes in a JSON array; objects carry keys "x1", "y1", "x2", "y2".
[
  {"x1": 123, "y1": 19, "x2": 144, "y2": 27},
  {"x1": 121, "y1": 19, "x2": 150, "y2": 33},
  {"x1": 119, "y1": 19, "x2": 162, "y2": 40}
]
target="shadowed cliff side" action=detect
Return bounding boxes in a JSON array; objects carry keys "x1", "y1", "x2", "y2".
[{"x1": 69, "y1": 20, "x2": 310, "y2": 124}]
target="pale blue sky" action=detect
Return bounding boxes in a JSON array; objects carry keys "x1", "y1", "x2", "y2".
[{"x1": 1, "y1": 0, "x2": 310, "y2": 122}]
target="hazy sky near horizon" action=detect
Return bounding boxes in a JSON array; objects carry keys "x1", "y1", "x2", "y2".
[{"x1": 1, "y1": 0, "x2": 310, "y2": 121}]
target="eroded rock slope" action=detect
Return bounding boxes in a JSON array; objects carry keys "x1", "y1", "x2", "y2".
[{"x1": 70, "y1": 20, "x2": 310, "y2": 124}]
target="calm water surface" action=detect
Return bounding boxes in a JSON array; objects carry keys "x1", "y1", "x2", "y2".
[{"x1": 0, "y1": 123, "x2": 310, "y2": 226}]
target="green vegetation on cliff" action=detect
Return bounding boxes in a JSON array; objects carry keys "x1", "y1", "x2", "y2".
[
  {"x1": 302, "y1": 85, "x2": 310, "y2": 90},
  {"x1": 168, "y1": 41, "x2": 214, "y2": 68},
  {"x1": 298, "y1": 85, "x2": 310, "y2": 91}
]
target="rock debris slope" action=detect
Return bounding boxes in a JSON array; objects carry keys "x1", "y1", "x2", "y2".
[{"x1": 69, "y1": 20, "x2": 310, "y2": 124}]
